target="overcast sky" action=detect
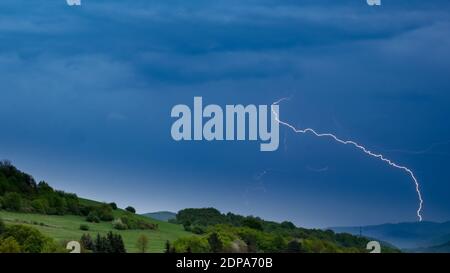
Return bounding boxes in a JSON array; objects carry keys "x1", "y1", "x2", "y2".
[{"x1": 0, "y1": 0, "x2": 449, "y2": 228}]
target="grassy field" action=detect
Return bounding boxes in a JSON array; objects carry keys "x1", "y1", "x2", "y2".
[{"x1": 0, "y1": 206, "x2": 191, "y2": 253}]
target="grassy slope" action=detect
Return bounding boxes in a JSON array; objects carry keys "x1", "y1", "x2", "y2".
[{"x1": 0, "y1": 199, "x2": 190, "y2": 253}]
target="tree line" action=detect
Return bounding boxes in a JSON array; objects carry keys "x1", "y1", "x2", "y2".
[{"x1": 170, "y1": 208, "x2": 400, "y2": 253}]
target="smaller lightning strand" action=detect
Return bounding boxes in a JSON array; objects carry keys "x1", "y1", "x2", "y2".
[{"x1": 273, "y1": 98, "x2": 424, "y2": 221}]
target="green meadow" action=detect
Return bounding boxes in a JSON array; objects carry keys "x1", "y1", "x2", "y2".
[{"x1": 0, "y1": 208, "x2": 191, "y2": 253}]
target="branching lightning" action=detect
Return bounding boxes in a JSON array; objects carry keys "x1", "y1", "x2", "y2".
[{"x1": 273, "y1": 98, "x2": 424, "y2": 221}]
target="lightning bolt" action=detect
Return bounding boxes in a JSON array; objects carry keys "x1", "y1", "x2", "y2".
[{"x1": 273, "y1": 98, "x2": 424, "y2": 221}]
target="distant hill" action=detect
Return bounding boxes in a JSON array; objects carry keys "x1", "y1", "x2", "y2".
[
  {"x1": 142, "y1": 211, "x2": 176, "y2": 222},
  {"x1": 169, "y1": 208, "x2": 400, "y2": 253},
  {"x1": 410, "y1": 241, "x2": 450, "y2": 253},
  {"x1": 331, "y1": 221, "x2": 450, "y2": 250}
]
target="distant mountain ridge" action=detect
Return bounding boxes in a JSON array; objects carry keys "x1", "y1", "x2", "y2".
[
  {"x1": 142, "y1": 211, "x2": 177, "y2": 222},
  {"x1": 410, "y1": 240, "x2": 450, "y2": 253},
  {"x1": 331, "y1": 221, "x2": 450, "y2": 250}
]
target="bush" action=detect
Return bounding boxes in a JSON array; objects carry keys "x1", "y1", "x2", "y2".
[
  {"x1": 0, "y1": 218, "x2": 5, "y2": 234},
  {"x1": 286, "y1": 240, "x2": 303, "y2": 253},
  {"x1": 0, "y1": 236, "x2": 21, "y2": 253},
  {"x1": 191, "y1": 225, "x2": 206, "y2": 235},
  {"x1": 2, "y1": 192, "x2": 23, "y2": 211},
  {"x1": 46, "y1": 194, "x2": 67, "y2": 215},
  {"x1": 208, "y1": 232, "x2": 223, "y2": 253},
  {"x1": 65, "y1": 197, "x2": 80, "y2": 215},
  {"x1": 84, "y1": 204, "x2": 114, "y2": 222},
  {"x1": 96, "y1": 204, "x2": 114, "y2": 221},
  {"x1": 242, "y1": 217, "x2": 263, "y2": 231},
  {"x1": 79, "y1": 224, "x2": 90, "y2": 231},
  {"x1": 125, "y1": 206, "x2": 136, "y2": 214},
  {"x1": 183, "y1": 220, "x2": 192, "y2": 231},
  {"x1": 118, "y1": 215, "x2": 158, "y2": 230},
  {"x1": 86, "y1": 211, "x2": 100, "y2": 223},
  {"x1": 173, "y1": 236, "x2": 211, "y2": 253},
  {"x1": 79, "y1": 205, "x2": 93, "y2": 216},
  {"x1": 0, "y1": 225, "x2": 59, "y2": 253},
  {"x1": 109, "y1": 202, "x2": 118, "y2": 210},
  {"x1": 31, "y1": 199, "x2": 48, "y2": 214},
  {"x1": 112, "y1": 218, "x2": 128, "y2": 230},
  {"x1": 165, "y1": 240, "x2": 173, "y2": 253}
]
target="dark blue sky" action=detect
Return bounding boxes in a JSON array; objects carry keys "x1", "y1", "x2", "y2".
[{"x1": 0, "y1": 0, "x2": 449, "y2": 228}]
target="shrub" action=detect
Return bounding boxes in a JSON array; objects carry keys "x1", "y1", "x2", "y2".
[
  {"x1": 112, "y1": 218, "x2": 128, "y2": 230},
  {"x1": 183, "y1": 220, "x2": 192, "y2": 231},
  {"x1": 79, "y1": 224, "x2": 90, "y2": 231},
  {"x1": 31, "y1": 199, "x2": 48, "y2": 214},
  {"x1": 65, "y1": 197, "x2": 80, "y2": 215},
  {"x1": 118, "y1": 215, "x2": 157, "y2": 230},
  {"x1": 84, "y1": 204, "x2": 115, "y2": 222},
  {"x1": 191, "y1": 225, "x2": 206, "y2": 235},
  {"x1": 79, "y1": 205, "x2": 93, "y2": 216},
  {"x1": 46, "y1": 194, "x2": 67, "y2": 215},
  {"x1": 0, "y1": 225, "x2": 58, "y2": 253},
  {"x1": 173, "y1": 236, "x2": 211, "y2": 253},
  {"x1": 165, "y1": 240, "x2": 173, "y2": 253},
  {"x1": 109, "y1": 202, "x2": 118, "y2": 210},
  {"x1": 0, "y1": 218, "x2": 5, "y2": 234},
  {"x1": 208, "y1": 232, "x2": 223, "y2": 253},
  {"x1": 286, "y1": 240, "x2": 303, "y2": 253},
  {"x1": 242, "y1": 217, "x2": 263, "y2": 231},
  {"x1": 0, "y1": 237, "x2": 21, "y2": 253},
  {"x1": 125, "y1": 206, "x2": 136, "y2": 213},
  {"x1": 2, "y1": 192, "x2": 23, "y2": 211},
  {"x1": 96, "y1": 204, "x2": 114, "y2": 221},
  {"x1": 86, "y1": 211, "x2": 100, "y2": 223}
]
